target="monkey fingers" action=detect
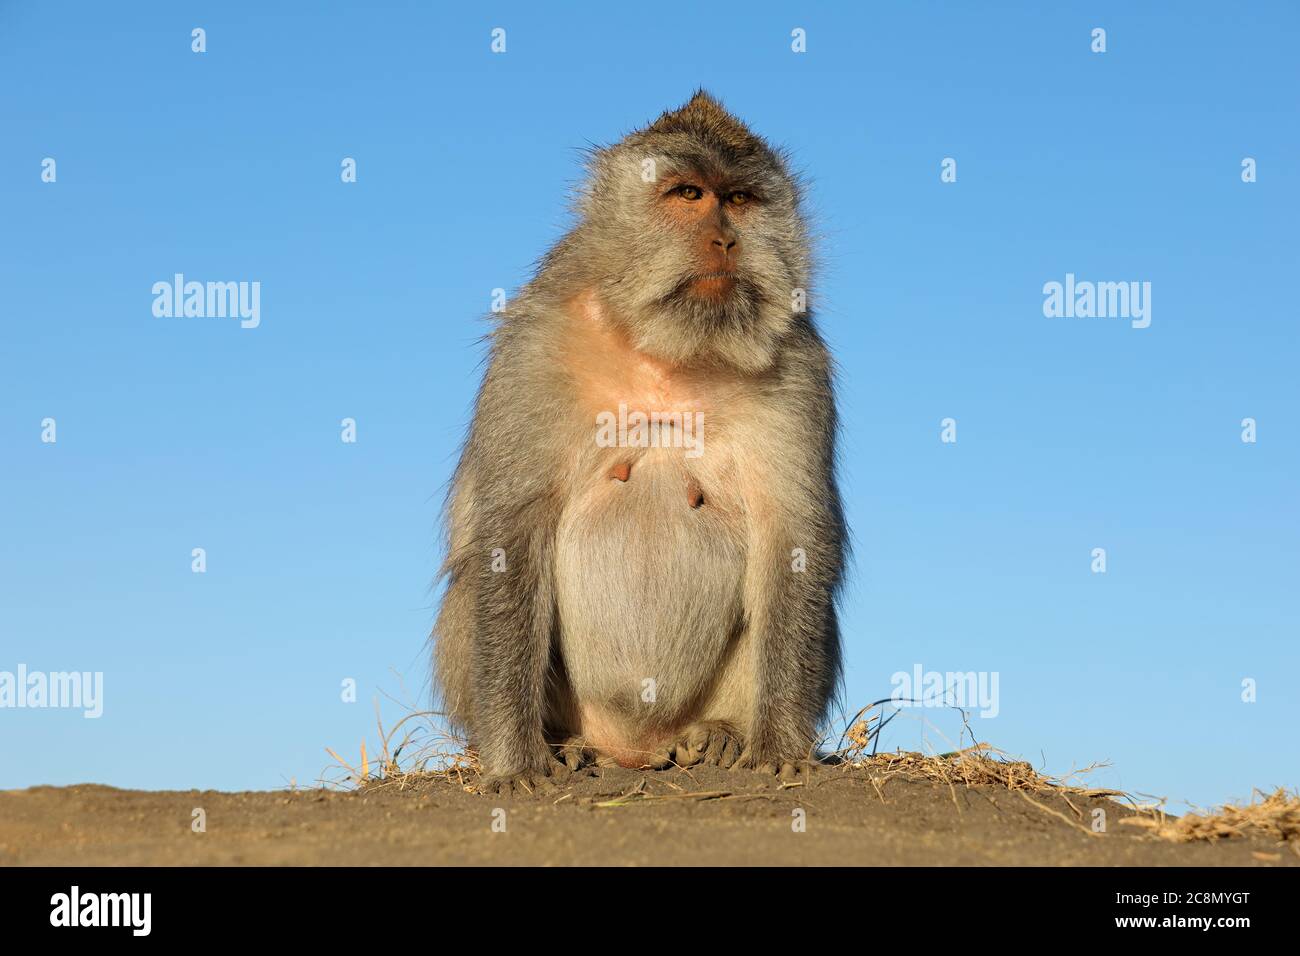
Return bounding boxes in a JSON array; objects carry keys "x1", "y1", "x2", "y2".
[
  {"x1": 480, "y1": 760, "x2": 572, "y2": 797},
  {"x1": 554, "y1": 738, "x2": 601, "y2": 772},
  {"x1": 730, "y1": 751, "x2": 822, "y2": 784},
  {"x1": 479, "y1": 773, "x2": 546, "y2": 798},
  {"x1": 667, "y1": 722, "x2": 743, "y2": 768},
  {"x1": 640, "y1": 742, "x2": 680, "y2": 769},
  {"x1": 703, "y1": 729, "x2": 743, "y2": 768}
]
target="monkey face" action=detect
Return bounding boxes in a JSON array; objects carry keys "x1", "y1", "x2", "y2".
[
  {"x1": 657, "y1": 179, "x2": 747, "y2": 300},
  {"x1": 576, "y1": 92, "x2": 812, "y2": 373}
]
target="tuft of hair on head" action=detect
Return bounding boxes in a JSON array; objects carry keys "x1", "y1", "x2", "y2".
[{"x1": 643, "y1": 89, "x2": 773, "y2": 159}]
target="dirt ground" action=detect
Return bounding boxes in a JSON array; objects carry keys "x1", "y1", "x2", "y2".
[{"x1": 2, "y1": 763, "x2": 1294, "y2": 866}]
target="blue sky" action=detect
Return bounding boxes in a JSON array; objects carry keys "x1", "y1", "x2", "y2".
[{"x1": 1, "y1": 2, "x2": 1295, "y2": 812}]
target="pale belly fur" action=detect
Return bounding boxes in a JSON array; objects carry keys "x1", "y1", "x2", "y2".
[{"x1": 553, "y1": 446, "x2": 746, "y2": 766}]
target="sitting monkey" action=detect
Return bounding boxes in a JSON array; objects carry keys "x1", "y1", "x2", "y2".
[{"x1": 433, "y1": 91, "x2": 846, "y2": 794}]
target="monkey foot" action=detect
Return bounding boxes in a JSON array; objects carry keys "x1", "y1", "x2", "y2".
[
  {"x1": 554, "y1": 737, "x2": 619, "y2": 772},
  {"x1": 730, "y1": 750, "x2": 822, "y2": 784},
  {"x1": 479, "y1": 759, "x2": 572, "y2": 797},
  {"x1": 646, "y1": 722, "x2": 744, "y2": 770}
]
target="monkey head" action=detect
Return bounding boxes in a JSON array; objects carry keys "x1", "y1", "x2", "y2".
[{"x1": 574, "y1": 91, "x2": 812, "y2": 373}]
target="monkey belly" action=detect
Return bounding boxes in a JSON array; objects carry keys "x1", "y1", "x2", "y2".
[{"x1": 553, "y1": 453, "x2": 745, "y2": 761}]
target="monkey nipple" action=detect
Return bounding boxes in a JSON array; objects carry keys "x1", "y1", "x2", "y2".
[
  {"x1": 686, "y1": 479, "x2": 704, "y2": 509},
  {"x1": 607, "y1": 461, "x2": 631, "y2": 482}
]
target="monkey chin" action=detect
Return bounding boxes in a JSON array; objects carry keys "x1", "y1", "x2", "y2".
[{"x1": 689, "y1": 272, "x2": 737, "y2": 300}]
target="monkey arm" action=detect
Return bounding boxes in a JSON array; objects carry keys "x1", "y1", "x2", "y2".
[
  {"x1": 469, "y1": 490, "x2": 563, "y2": 780},
  {"x1": 736, "y1": 340, "x2": 846, "y2": 770},
  {"x1": 458, "y1": 336, "x2": 573, "y2": 785}
]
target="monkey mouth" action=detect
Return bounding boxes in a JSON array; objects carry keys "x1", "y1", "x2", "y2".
[
  {"x1": 688, "y1": 272, "x2": 738, "y2": 297},
  {"x1": 663, "y1": 272, "x2": 758, "y2": 310}
]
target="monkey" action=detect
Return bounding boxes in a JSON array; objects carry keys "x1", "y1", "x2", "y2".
[{"x1": 432, "y1": 91, "x2": 846, "y2": 794}]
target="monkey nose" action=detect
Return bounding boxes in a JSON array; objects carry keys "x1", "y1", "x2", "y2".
[{"x1": 710, "y1": 237, "x2": 737, "y2": 253}]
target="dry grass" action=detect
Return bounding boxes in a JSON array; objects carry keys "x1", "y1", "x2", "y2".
[
  {"x1": 831, "y1": 707, "x2": 1126, "y2": 831},
  {"x1": 319, "y1": 697, "x2": 1296, "y2": 855},
  {"x1": 320, "y1": 696, "x2": 478, "y2": 792},
  {"x1": 1119, "y1": 788, "x2": 1300, "y2": 855},
  {"x1": 835, "y1": 733, "x2": 1124, "y2": 836},
  {"x1": 836, "y1": 712, "x2": 1117, "y2": 796},
  {"x1": 845, "y1": 743, "x2": 1121, "y2": 797},
  {"x1": 328, "y1": 700, "x2": 1122, "y2": 809}
]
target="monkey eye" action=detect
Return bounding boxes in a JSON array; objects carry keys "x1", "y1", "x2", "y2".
[
  {"x1": 674, "y1": 185, "x2": 704, "y2": 201},
  {"x1": 727, "y1": 191, "x2": 751, "y2": 206}
]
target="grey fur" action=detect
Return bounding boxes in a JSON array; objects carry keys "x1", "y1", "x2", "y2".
[{"x1": 433, "y1": 91, "x2": 846, "y2": 786}]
